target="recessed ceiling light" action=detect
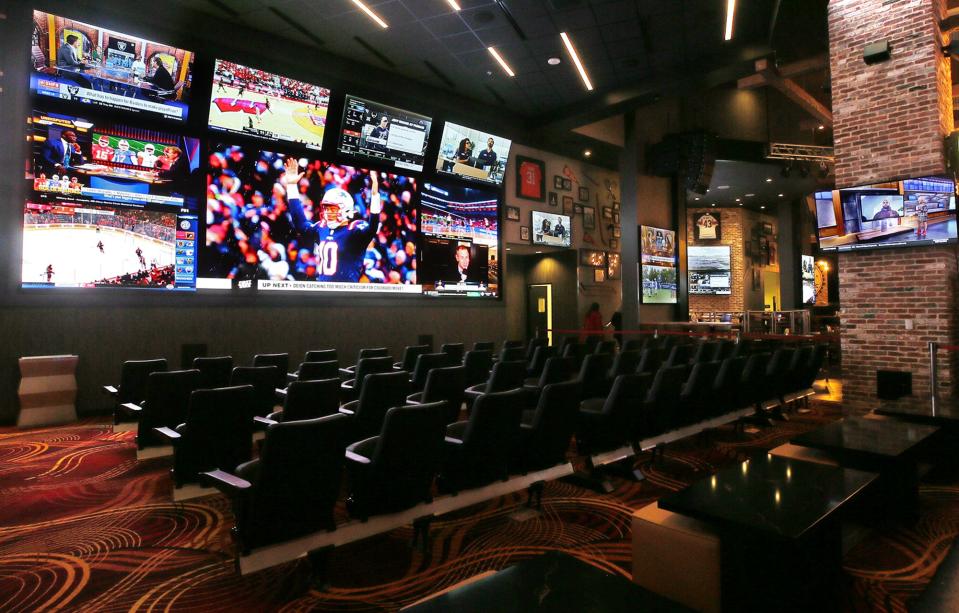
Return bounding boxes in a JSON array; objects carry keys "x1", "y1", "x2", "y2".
[
  {"x1": 724, "y1": 0, "x2": 737, "y2": 41},
  {"x1": 446, "y1": 0, "x2": 461, "y2": 10},
  {"x1": 560, "y1": 32, "x2": 593, "y2": 91},
  {"x1": 487, "y1": 47, "x2": 515, "y2": 77},
  {"x1": 535, "y1": 251, "x2": 542, "y2": 254},
  {"x1": 506, "y1": 248, "x2": 511, "y2": 251},
  {"x1": 739, "y1": 202, "x2": 743, "y2": 206},
  {"x1": 735, "y1": 198, "x2": 741, "y2": 202},
  {"x1": 583, "y1": 149, "x2": 592, "y2": 157},
  {"x1": 547, "y1": 57, "x2": 561, "y2": 66},
  {"x1": 351, "y1": 0, "x2": 388, "y2": 28},
  {"x1": 717, "y1": 185, "x2": 730, "y2": 190},
  {"x1": 745, "y1": 193, "x2": 755, "y2": 197},
  {"x1": 818, "y1": 125, "x2": 825, "y2": 130},
  {"x1": 711, "y1": 203, "x2": 716, "y2": 207},
  {"x1": 760, "y1": 205, "x2": 766, "y2": 209},
  {"x1": 765, "y1": 178, "x2": 773, "y2": 182},
  {"x1": 694, "y1": 197, "x2": 700, "y2": 201},
  {"x1": 778, "y1": 193, "x2": 784, "y2": 197}
]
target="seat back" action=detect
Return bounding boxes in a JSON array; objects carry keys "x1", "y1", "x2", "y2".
[
  {"x1": 353, "y1": 356, "x2": 394, "y2": 389},
  {"x1": 663, "y1": 344, "x2": 691, "y2": 368},
  {"x1": 297, "y1": 360, "x2": 340, "y2": 381},
  {"x1": 399, "y1": 345, "x2": 431, "y2": 371},
  {"x1": 357, "y1": 347, "x2": 389, "y2": 361},
  {"x1": 692, "y1": 342, "x2": 719, "y2": 365},
  {"x1": 679, "y1": 361, "x2": 722, "y2": 425},
  {"x1": 525, "y1": 337, "x2": 547, "y2": 363},
  {"x1": 411, "y1": 352, "x2": 450, "y2": 390},
  {"x1": 138, "y1": 369, "x2": 202, "y2": 445},
  {"x1": 304, "y1": 349, "x2": 337, "y2": 364},
  {"x1": 713, "y1": 356, "x2": 747, "y2": 413},
  {"x1": 283, "y1": 378, "x2": 341, "y2": 421},
  {"x1": 486, "y1": 360, "x2": 527, "y2": 393},
  {"x1": 522, "y1": 380, "x2": 582, "y2": 471},
  {"x1": 562, "y1": 341, "x2": 588, "y2": 370},
  {"x1": 422, "y1": 365, "x2": 467, "y2": 423},
  {"x1": 362, "y1": 402, "x2": 448, "y2": 515},
  {"x1": 353, "y1": 371, "x2": 412, "y2": 439},
  {"x1": 605, "y1": 373, "x2": 653, "y2": 439},
  {"x1": 537, "y1": 356, "x2": 574, "y2": 388},
  {"x1": 176, "y1": 385, "x2": 255, "y2": 483},
  {"x1": 499, "y1": 346, "x2": 526, "y2": 363},
  {"x1": 766, "y1": 347, "x2": 796, "y2": 396},
  {"x1": 636, "y1": 348, "x2": 662, "y2": 374},
  {"x1": 473, "y1": 341, "x2": 495, "y2": 352},
  {"x1": 441, "y1": 343, "x2": 465, "y2": 365},
  {"x1": 803, "y1": 345, "x2": 827, "y2": 388},
  {"x1": 253, "y1": 353, "x2": 289, "y2": 388},
  {"x1": 118, "y1": 358, "x2": 168, "y2": 403},
  {"x1": 609, "y1": 351, "x2": 642, "y2": 379},
  {"x1": 454, "y1": 389, "x2": 525, "y2": 486},
  {"x1": 462, "y1": 350, "x2": 493, "y2": 386},
  {"x1": 240, "y1": 414, "x2": 349, "y2": 550},
  {"x1": 646, "y1": 365, "x2": 689, "y2": 435},
  {"x1": 622, "y1": 338, "x2": 644, "y2": 352},
  {"x1": 594, "y1": 340, "x2": 617, "y2": 355},
  {"x1": 712, "y1": 340, "x2": 733, "y2": 362},
  {"x1": 502, "y1": 339, "x2": 524, "y2": 350},
  {"x1": 230, "y1": 366, "x2": 279, "y2": 417},
  {"x1": 527, "y1": 345, "x2": 556, "y2": 377},
  {"x1": 739, "y1": 352, "x2": 771, "y2": 406},
  {"x1": 193, "y1": 356, "x2": 233, "y2": 389},
  {"x1": 577, "y1": 353, "x2": 613, "y2": 399},
  {"x1": 787, "y1": 346, "x2": 814, "y2": 392}
]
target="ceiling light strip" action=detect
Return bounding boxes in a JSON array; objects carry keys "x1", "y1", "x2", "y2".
[
  {"x1": 446, "y1": 0, "x2": 461, "y2": 10},
  {"x1": 560, "y1": 32, "x2": 593, "y2": 91},
  {"x1": 351, "y1": 0, "x2": 389, "y2": 29},
  {"x1": 487, "y1": 47, "x2": 515, "y2": 77},
  {"x1": 724, "y1": 0, "x2": 736, "y2": 41}
]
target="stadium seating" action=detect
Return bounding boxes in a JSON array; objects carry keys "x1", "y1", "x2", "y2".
[
  {"x1": 394, "y1": 345, "x2": 431, "y2": 372},
  {"x1": 406, "y1": 365, "x2": 467, "y2": 424},
  {"x1": 524, "y1": 337, "x2": 548, "y2": 363},
  {"x1": 156, "y1": 385, "x2": 255, "y2": 488},
  {"x1": 576, "y1": 353, "x2": 614, "y2": 401},
  {"x1": 464, "y1": 360, "x2": 528, "y2": 405},
  {"x1": 409, "y1": 352, "x2": 451, "y2": 392},
  {"x1": 522, "y1": 356, "x2": 574, "y2": 398},
  {"x1": 441, "y1": 343, "x2": 465, "y2": 365},
  {"x1": 462, "y1": 349, "x2": 494, "y2": 386},
  {"x1": 193, "y1": 356, "x2": 233, "y2": 389},
  {"x1": 304, "y1": 349, "x2": 338, "y2": 363},
  {"x1": 253, "y1": 354, "x2": 289, "y2": 389},
  {"x1": 608, "y1": 350, "x2": 642, "y2": 381},
  {"x1": 345, "y1": 402, "x2": 448, "y2": 521},
  {"x1": 290, "y1": 360, "x2": 340, "y2": 383},
  {"x1": 577, "y1": 374, "x2": 652, "y2": 458},
  {"x1": 473, "y1": 341, "x2": 495, "y2": 352},
  {"x1": 231, "y1": 366, "x2": 280, "y2": 417},
  {"x1": 105, "y1": 358, "x2": 168, "y2": 425},
  {"x1": 340, "y1": 347, "x2": 389, "y2": 378},
  {"x1": 594, "y1": 340, "x2": 617, "y2": 355},
  {"x1": 268, "y1": 378, "x2": 341, "y2": 422},
  {"x1": 622, "y1": 338, "x2": 644, "y2": 352},
  {"x1": 526, "y1": 345, "x2": 556, "y2": 378},
  {"x1": 340, "y1": 371, "x2": 412, "y2": 440},
  {"x1": 203, "y1": 414, "x2": 349, "y2": 554},
  {"x1": 340, "y1": 356, "x2": 394, "y2": 398},
  {"x1": 511, "y1": 380, "x2": 582, "y2": 475},
  {"x1": 120, "y1": 369, "x2": 201, "y2": 450}
]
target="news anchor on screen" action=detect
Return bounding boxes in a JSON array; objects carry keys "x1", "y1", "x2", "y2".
[
  {"x1": 56, "y1": 34, "x2": 83, "y2": 68},
  {"x1": 449, "y1": 244, "x2": 481, "y2": 284},
  {"x1": 477, "y1": 137, "x2": 497, "y2": 169},
  {"x1": 41, "y1": 129, "x2": 84, "y2": 174},
  {"x1": 146, "y1": 56, "x2": 175, "y2": 91}
]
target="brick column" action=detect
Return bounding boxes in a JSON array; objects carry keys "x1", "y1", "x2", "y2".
[{"x1": 829, "y1": 0, "x2": 956, "y2": 412}]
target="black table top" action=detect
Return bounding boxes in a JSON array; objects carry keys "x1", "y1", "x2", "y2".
[
  {"x1": 875, "y1": 397, "x2": 959, "y2": 425},
  {"x1": 791, "y1": 416, "x2": 939, "y2": 459},
  {"x1": 658, "y1": 454, "x2": 877, "y2": 540},
  {"x1": 404, "y1": 551, "x2": 692, "y2": 613}
]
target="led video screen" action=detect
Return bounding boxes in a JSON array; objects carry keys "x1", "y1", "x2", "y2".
[
  {"x1": 688, "y1": 245, "x2": 731, "y2": 295},
  {"x1": 434, "y1": 121, "x2": 511, "y2": 185},
  {"x1": 201, "y1": 143, "x2": 420, "y2": 293},
  {"x1": 801, "y1": 254, "x2": 816, "y2": 305},
  {"x1": 640, "y1": 225, "x2": 677, "y2": 304},
  {"x1": 338, "y1": 95, "x2": 432, "y2": 172},
  {"x1": 531, "y1": 211, "x2": 571, "y2": 248},
  {"x1": 22, "y1": 201, "x2": 198, "y2": 291},
  {"x1": 419, "y1": 181, "x2": 499, "y2": 298},
  {"x1": 208, "y1": 59, "x2": 331, "y2": 150},
  {"x1": 30, "y1": 10, "x2": 195, "y2": 122},
  {"x1": 815, "y1": 175, "x2": 958, "y2": 252},
  {"x1": 29, "y1": 110, "x2": 200, "y2": 209}
]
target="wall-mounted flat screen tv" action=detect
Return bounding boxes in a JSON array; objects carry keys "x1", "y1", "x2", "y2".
[
  {"x1": 30, "y1": 10, "x2": 195, "y2": 122},
  {"x1": 208, "y1": 59, "x2": 331, "y2": 151},
  {"x1": 419, "y1": 180, "x2": 500, "y2": 298},
  {"x1": 815, "y1": 175, "x2": 957, "y2": 252},
  {"x1": 801, "y1": 254, "x2": 816, "y2": 305},
  {"x1": 200, "y1": 143, "x2": 420, "y2": 293},
  {"x1": 688, "y1": 245, "x2": 731, "y2": 295},
  {"x1": 434, "y1": 121, "x2": 511, "y2": 185},
  {"x1": 530, "y1": 211, "x2": 571, "y2": 248},
  {"x1": 640, "y1": 225, "x2": 677, "y2": 304},
  {"x1": 337, "y1": 95, "x2": 432, "y2": 172}
]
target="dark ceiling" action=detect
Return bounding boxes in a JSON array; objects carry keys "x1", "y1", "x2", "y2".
[
  {"x1": 693, "y1": 160, "x2": 825, "y2": 211},
  {"x1": 165, "y1": 0, "x2": 826, "y2": 121}
]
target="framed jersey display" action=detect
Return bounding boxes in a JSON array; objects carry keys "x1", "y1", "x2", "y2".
[
  {"x1": 515, "y1": 155, "x2": 545, "y2": 202},
  {"x1": 693, "y1": 211, "x2": 721, "y2": 240}
]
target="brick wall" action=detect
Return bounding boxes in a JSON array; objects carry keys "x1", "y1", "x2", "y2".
[
  {"x1": 688, "y1": 208, "x2": 746, "y2": 316},
  {"x1": 829, "y1": 0, "x2": 958, "y2": 412},
  {"x1": 830, "y1": 0, "x2": 952, "y2": 188}
]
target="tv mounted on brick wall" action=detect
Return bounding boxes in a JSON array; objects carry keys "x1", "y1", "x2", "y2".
[
  {"x1": 688, "y1": 245, "x2": 731, "y2": 295},
  {"x1": 814, "y1": 175, "x2": 957, "y2": 252}
]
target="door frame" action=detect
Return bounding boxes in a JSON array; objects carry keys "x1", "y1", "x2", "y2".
[{"x1": 527, "y1": 283, "x2": 553, "y2": 345}]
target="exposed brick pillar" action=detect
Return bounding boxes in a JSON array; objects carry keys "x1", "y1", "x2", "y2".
[{"x1": 829, "y1": 0, "x2": 957, "y2": 412}]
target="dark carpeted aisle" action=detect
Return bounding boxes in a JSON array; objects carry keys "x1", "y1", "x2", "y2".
[{"x1": 0, "y1": 403, "x2": 955, "y2": 612}]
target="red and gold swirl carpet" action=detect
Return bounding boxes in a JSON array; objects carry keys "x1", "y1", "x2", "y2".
[{"x1": 0, "y1": 404, "x2": 955, "y2": 612}]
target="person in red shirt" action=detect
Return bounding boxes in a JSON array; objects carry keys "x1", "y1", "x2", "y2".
[{"x1": 581, "y1": 302, "x2": 604, "y2": 344}]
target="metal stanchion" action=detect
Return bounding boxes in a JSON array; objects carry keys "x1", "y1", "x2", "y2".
[{"x1": 930, "y1": 341, "x2": 938, "y2": 417}]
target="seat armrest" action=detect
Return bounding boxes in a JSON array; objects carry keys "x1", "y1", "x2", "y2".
[
  {"x1": 444, "y1": 436, "x2": 465, "y2": 445},
  {"x1": 275, "y1": 387, "x2": 288, "y2": 398},
  {"x1": 345, "y1": 449, "x2": 372, "y2": 464},
  {"x1": 393, "y1": 361, "x2": 403, "y2": 370},
  {"x1": 103, "y1": 385, "x2": 118, "y2": 396},
  {"x1": 201, "y1": 469, "x2": 252, "y2": 495},
  {"x1": 341, "y1": 379, "x2": 356, "y2": 391},
  {"x1": 119, "y1": 402, "x2": 142, "y2": 415},
  {"x1": 346, "y1": 435, "x2": 378, "y2": 462},
  {"x1": 154, "y1": 426, "x2": 181, "y2": 441},
  {"x1": 446, "y1": 420, "x2": 469, "y2": 441},
  {"x1": 253, "y1": 416, "x2": 277, "y2": 430},
  {"x1": 339, "y1": 408, "x2": 355, "y2": 416},
  {"x1": 339, "y1": 400, "x2": 358, "y2": 416},
  {"x1": 406, "y1": 392, "x2": 424, "y2": 405},
  {"x1": 266, "y1": 410, "x2": 283, "y2": 422}
]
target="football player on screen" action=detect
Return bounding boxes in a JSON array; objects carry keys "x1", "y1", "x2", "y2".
[{"x1": 281, "y1": 157, "x2": 382, "y2": 283}]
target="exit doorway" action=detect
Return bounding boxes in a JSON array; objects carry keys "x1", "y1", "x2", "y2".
[{"x1": 527, "y1": 284, "x2": 553, "y2": 345}]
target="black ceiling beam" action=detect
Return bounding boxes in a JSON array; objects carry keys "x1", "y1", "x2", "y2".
[{"x1": 532, "y1": 44, "x2": 774, "y2": 134}]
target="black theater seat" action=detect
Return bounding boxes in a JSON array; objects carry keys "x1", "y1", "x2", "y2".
[
  {"x1": 231, "y1": 366, "x2": 280, "y2": 417},
  {"x1": 340, "y1": 347, "x2": 389, "y2": 378},
  {"x1": 304, "y1": 349, "x2": 337, "y2": 364},
  {"x1": 464, "y1": 360, "x2": 527, "y2": 405},
  {"x1": 395, "y1": 344, "x2": 431, "y2": 372},
  {"x1": 643, "y1": 364, "x2": 688, "y2": 436},
  {"x1": 291, "y1": 360, "x2": 340, "y2": 383},
  {"x1": 345, "y1": 401, "x2": 448, "y2": 521},
  {"x1": 524, "y1": 337, "x2": 547, "y2": 363},
  {"x1": 678, "y1": 361, "x2": 722, "y2": 425},
  {"x1": 577, "y1": 374, "x2": 651, "y2": 457},
  {"x1": 498, "y1": 346, "x2": 527, "y2": 363},
  {"x1": 512, "y1": 380, "x2": 582, "y2": 474},
  {"x1": 608, "y1": 350, "x2": 641, "y2": 381},
  {"x1": 340, "y1": 356, "x2": 394, "y2": 399},
  {"x1": 157, "y1": 385, "x2": 255, "y2": 488},
  {"x1": 463, "y1": 350, "x2": 494, "y2": 386},
  {"x1": 636, "y1": 347, "x2": 663, "y2": 375},
  {"x1": 409, "y1": 353, "x2": 451, "y2": 393},
  {"x1": 441, "y1": 343, "x2": 465, "y2": 365},
  {"x1": 593, "y1": 340, "x2": 617, "y2": 355},
  {"x1": 193, "y1": 356, "x2": 233, "y2": 389},
  {"x1": 473, "y1": 341, "x2": 495, "y2": 352},
  {"x1": 269, "y1": 378, "x2": 340, "y2": 422},
  {"x1": 526, "y1": 345, "x2": 556, "y2": 378},
  {"x1": 711, "y1": 356, "x2": 747, "y2": 418},
  {"x1": 340, "y1": 370, "x2": 412, "y2": 440},
  {"x1": 407, "y1": 365, "x2": 467, "y2": 424},
  {"x1": 203, "y1": 414, "x2": 349, "y2": 554},
  {"x1": 523, "y1": 356, "x2": 574, "y2": 398},
  {"x1": 105, "y1": 358, "x2": 168, "y2": 425},
  {"x1": 622, "y1": 338, "x2": 645, "y2": 352},
  {"x1": 123, "y1": 369, "x2": 201, "y2": 450},
  {"x1": 576, "y1": 353, "x2": 614, "y2": 401},
  {"x1": 439, "y1": 389, "x2": 525, "y2": 493},
  {"x1": 253, "y1": 353, "x2": 289, "y2": 389}
]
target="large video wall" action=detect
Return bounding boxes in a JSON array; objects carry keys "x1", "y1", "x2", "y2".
[{"x1": 23, "y1": 9, "x2": 504, "y2": 299}]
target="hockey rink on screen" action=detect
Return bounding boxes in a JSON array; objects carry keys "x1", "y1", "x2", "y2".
[{"x1": 22, "y1": 225, "x2": 174, "y2": 286}]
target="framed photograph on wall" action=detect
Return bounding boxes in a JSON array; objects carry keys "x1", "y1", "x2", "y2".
[
  {"x1": 548, "y1": 192, "x2": 558, "y2": 207},
  {"x1": 553, "y1": 175, "x2": 564, "y2": 190},
  {"x1": 506, "y1": 206, "x2": 520, "y2": 221},
  {"x1": 515, "y1": 156, "x2": 546, "y2": 201},
  {"x1": 562, "y1": 195, "x2": 574, "y2": 214},
  {"x1": 574, "y1": 204, "x2": 584, "y2": 214},
  {"x1": 593, "y1": 268, "x2": 605, "y2": 283},
  {"x1": 612, "y1": 201, "x2": 620, "y2": 210},
  {"x1": 612, "y1": 226, "x2": 621, "y2": 238},
  {"x1": 582, "y1": 206, "x2": 596, "y2": 230},
  {"x1": 578, "y1": 186, "x2": 590, "y2": 201},
  {"x1": 602, "y1": 207, "x2": 613, "y2": 220},
  {"x1": 520, "y1": 226, "x2": 530, "y2": 241},
  {"x1": 613, "y1": 212, "x2": 620, "y2": 225},
  {"x1": 609, "y1": 238, "x2": 619, "y2": 250},
  {"x1": 562, "y1": 177, "x2": 572, "y2": 191},
  {"x1": 693, "y1": 211, "x2": 721, "y2": 240},
  {"x1": 579, "y1": 249, "x2": 606, "y2": 268},
  {"x1": 761, "y1": 221, "x2": 774, "y2": 235}
]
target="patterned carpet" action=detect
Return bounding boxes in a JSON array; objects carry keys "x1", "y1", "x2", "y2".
[{"x1": 0, "y1": 403, "x2": 956, "y2": 612}]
